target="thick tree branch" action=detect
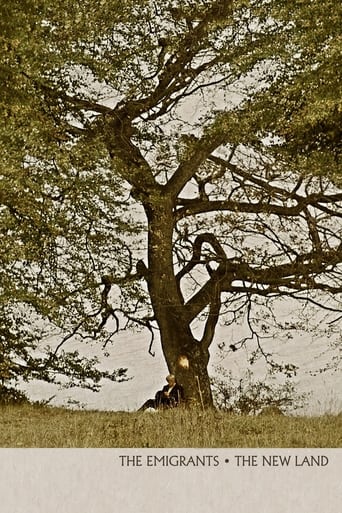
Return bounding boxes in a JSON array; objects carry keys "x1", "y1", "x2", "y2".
[
  {"x1": 183, "y1": 245, "x2": 342, "y2": 323},
  {"x1": 200, "y1": 283, "x2": 221, "y2": 351},
  {"x1": 176, "y1": 198, "x2": 305, "y2": 219},
  {"x1": 175, "y1": 152, "x2": 342, "y2": 219},
  {"x1": 165, "y1": 134, "x2": 227, "y2": 198},
  {"x1": 207, "y1": 154, "x2": 342, "y2": 215},
  {"x1": 176, "y1": 232, "x2": 226, "y2": 282}
]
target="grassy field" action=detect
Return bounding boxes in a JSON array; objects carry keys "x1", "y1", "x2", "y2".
[{"x1": 1, "y1": 405, "x2": 341, "y2": 448}]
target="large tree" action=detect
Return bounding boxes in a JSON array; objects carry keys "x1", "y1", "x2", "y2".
[{"x1": 1, "y1": 0, "x2": 341, "y2": 406}]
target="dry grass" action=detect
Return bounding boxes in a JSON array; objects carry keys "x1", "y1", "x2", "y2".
[{"x1": 0, "y1": 404, "x2": 341, "y2": 448}]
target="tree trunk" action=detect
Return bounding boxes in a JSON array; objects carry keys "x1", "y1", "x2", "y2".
[
  {"x1": 157, "y1": 312, "x2": 214, "y2": 407},
  {"x1": 146, "y1": 198, "x2": 214, "y2": 408}
]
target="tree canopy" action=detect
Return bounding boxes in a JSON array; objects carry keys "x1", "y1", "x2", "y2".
[{"x1": 1, "y1": 0, "x2": 341, "y2": 405}]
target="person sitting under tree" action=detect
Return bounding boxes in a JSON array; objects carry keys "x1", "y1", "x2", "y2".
[{"x1": 139, "y1": 374, "x2": 185, "y2": 411}]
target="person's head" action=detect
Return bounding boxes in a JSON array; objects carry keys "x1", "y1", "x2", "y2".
[{"x1": 166, "y1": 374, "x2": 176, "y2": 386}]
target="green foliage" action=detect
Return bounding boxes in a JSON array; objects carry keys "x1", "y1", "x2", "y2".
[
  {"x1": 0, "y1": 306, "x2": 129, "y2": 391},
  {"x1": 0, "y1": 385, "x2": 30, "y2": 405},
  {"x1": 211, "y1": 367, "x2": 307, "y2": 415},
  {"x1": 252, "y1": 0, "x2": 342, "y2": 181}
]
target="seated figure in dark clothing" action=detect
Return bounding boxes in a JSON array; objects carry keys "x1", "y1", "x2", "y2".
[{"x1": 139, "y1": 374, "x2": 185, "y2": 411}]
